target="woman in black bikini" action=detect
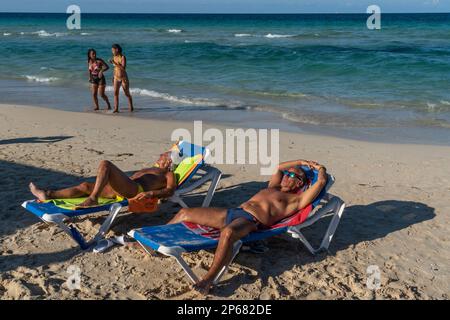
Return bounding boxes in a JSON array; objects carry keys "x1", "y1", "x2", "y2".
[{"x1": 87, "y1": 48, "x2": 111, "y2": 111}]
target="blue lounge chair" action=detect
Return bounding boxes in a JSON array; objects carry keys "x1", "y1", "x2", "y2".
[
  {"x1": 128, "y1": 167, "x2": 346, "y2": 285},
  {"x1": 21, "y1": 141, "x2": 222, "y2": 250}
]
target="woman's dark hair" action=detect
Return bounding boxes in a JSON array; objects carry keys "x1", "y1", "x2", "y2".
[
  {"x1": 87, "y1": 48, "x2": 97, "y2": 63},
  {"x1": 112, "y1": 44, "x2": 123, "y2": 54}
]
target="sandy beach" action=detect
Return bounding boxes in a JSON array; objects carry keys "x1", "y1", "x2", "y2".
[{"x1": 0, "y1": 103, "x2": 449, "y2": 300}]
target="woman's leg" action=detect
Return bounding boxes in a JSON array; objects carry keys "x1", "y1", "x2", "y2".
[
  {"x1": 98, "y1": 85, "x2": 111, "y2": 110},
  {"x1": 122, "y1": 80, "x2": 134, "y2": 112},
  {"x1": 29, "y1": 181, "x2": 119, "y2": 201},
  {"x1": 29, "y1": 182, "x2": 93, "y2": 201},
  {"x1": 76, "y1": 160, "x2": 140, "y2": 208},
  {"x1": 91, "y1": 84, "x2": 99, "y2": 110},
  {"x1": 113, "y1": 78, "x2": 121, "y2": 113}
]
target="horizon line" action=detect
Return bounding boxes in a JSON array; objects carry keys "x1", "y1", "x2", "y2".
[{"x1": 1, "y1": 11, "x2": 449, "y2": 14}]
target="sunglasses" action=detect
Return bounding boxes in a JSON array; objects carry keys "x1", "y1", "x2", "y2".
[{"x1": 282, "y1": 170, "x2": 302, "y2": 181}]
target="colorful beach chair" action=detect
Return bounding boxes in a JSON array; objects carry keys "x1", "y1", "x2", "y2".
[
  {"x1": 128, "y1": 167, "x2": 345, "y2": 285},
  {"x1": 21, "y1": 141, "x2": 222, "y2": 250}
]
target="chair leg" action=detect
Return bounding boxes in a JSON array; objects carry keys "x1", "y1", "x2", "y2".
[
  {"x1": 202, "y1": 169, "x2": 222, "y2": 207},
  {"x1": 319, "y1": 201, "x2": 346, "y2": 251},
  {"x1": 173, "y1": 254, "x2": 200, "y2": 284},
  {"x1": 213, "y1": 240, "x2": 242, "y2": 285},
  {"x1": 289, "y1": 229, "x2": 319, "y2": 255},
  {"x1": 288, "y1": 197, "x2": 346, "y2": 255},
  {"x1": 170, "y1": 194, "x2": 189, "y2": 208},
  {"x1": 91, "y1": 203, "x2": 123, "y2": 245},
  {"x1": 170, "y1": 167, "x2": 222, "y2": 208},
  {"x1": 52, "y1": 218, "x2": 89, "y2": 250}
]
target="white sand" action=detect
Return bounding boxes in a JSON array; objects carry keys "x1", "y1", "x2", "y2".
[{"x1": 0, "y1": 104, "x2": 449, "y2": 300}]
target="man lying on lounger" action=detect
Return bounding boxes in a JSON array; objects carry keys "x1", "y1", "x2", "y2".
[
  {"x1": 168, "y1": 159, "x2": 327, "y2": 295},
  {"x1": 29, "y1": 152, "x2": 176, "y2": 208}
]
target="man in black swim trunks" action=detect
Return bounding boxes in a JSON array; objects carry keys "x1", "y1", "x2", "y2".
[{"x1": 168, "y1": 159, "x2": 328, "y2": 294}]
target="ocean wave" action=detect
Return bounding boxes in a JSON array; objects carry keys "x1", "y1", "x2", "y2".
[
  {"x1": 3, "y1": 33, "x2": 11, "y2": 36},
  {"x1": 80, "y1": 32, "x2": 91, "y2": 36},
  {"x1": 427, "y1": 102, "x2": 437, "y2": 111},
  {"x1": 105, "y1": 86, "x2": 242, "y2": 108},
  {"x1": 167, "y1": 29, "x2": 183, "y2": 33},
  {"x1": 24, "y1": 75, "x2": 59, "y2": 83},
  {"x1": 251, "y1": 105, "x2": 321, "y2": 126},
  {"x1": 264, "y1": 33, "x2": 295, "y2": 38},
  {"x1": 234, "y1": 33, "x2": 295, "y2": 39},
  {"x1": 32, "y1": 30, "x2": 67, "y2": 37},
  {"x1": 252, "y1": 90, "x2": 308, "y2": 98},
  {"x1": 440, "y1": 100, "x2": 450, "y2": 106}
]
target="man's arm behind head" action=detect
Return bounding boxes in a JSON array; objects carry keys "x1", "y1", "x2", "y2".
[{"x1": 297, "y1": 166, "x2": 328, "y2": 210}]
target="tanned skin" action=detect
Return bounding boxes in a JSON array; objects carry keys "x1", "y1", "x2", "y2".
[
  {"x1": 29, "y1": 152, "x2": 176, "y2": 209},
  {"x1": 168, "y1": 159, "x2": 328, "y2": 295}
]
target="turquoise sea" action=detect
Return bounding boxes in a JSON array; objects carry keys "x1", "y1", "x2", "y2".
[{"x1": 1, "y1": 13, "x2": 449, "y2": 144}]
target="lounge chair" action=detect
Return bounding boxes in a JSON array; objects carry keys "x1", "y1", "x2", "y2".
[
  {"x1": 21, "y1": 141, "x2": 222, "y2": 250},
  {"x1": 128, "y1": 167, "x2": 346, "y2": 285}
]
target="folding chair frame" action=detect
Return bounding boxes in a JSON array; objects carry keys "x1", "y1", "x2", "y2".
[
  {"x1": 169, "y1": 165, "x2": 222, "y2": 208},
  {"x1": 22, "y1": 165, "x2": 222, "y2": 250},
  {"x1": 21, "y1": 201, "x2": 123, "y2": 250},
  {"x1": 130, "y1": 175, "x2": 346, "y2": 285}
]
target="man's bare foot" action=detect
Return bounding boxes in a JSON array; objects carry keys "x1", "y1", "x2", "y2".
[
  {"x1": 113, "y1": 109, "x2": 119, "y2": 113},
  {"x1": 193, "y1": 278, "x2": 213, "y2": 295},
  {"x1": 129, "y1": 107, "x2": 134, "y2": 112},
  {"x1": 75, "y1": 197, "x2": 99, "y2": 209},
  {"x1": 29, "y1": 182, "x2": 48, "y2": 201}
]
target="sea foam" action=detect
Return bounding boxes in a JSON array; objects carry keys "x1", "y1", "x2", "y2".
[
  {"x1": 264, "y1": 33, "x2": 294, "y2": 38},
  {"x1": 105, "y1": 86, "x2": 243, "y2": 108},
  {"x1": 33, "y1": 30, "x2": 67, "y2": 37},
  {"x1": 25, "y1": 75, "x2": 59, "y2": 82}
]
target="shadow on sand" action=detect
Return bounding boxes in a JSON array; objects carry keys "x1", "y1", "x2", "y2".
[
  {"x1": 0, "y1": 160, "x2": 436, "y2": 296},
  {"x1": 0, "y1": 136, "x2": 73, "y2": 145}
]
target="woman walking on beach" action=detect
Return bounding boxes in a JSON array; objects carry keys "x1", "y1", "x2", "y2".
[
  {"x1": 87, "y1": 49, "x2": 111, "y2": 111},
  {"x1": 110, "y1": 44, "x2": 134, "y2": 113}
]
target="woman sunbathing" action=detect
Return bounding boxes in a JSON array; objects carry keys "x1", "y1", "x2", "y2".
[
  {"x1": 29, "y1": 153, "x2": 176, "y2": 208},
  {"x1": 168, "y1": 159, "x2": 328, "y2": 295}
]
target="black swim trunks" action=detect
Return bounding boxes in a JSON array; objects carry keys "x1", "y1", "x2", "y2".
[
  {"x1": 89, "y1": 75, "x2": 106, "y2": 86},
  {"x1": 226, "y1": 208, "x2": 259, "y2": 225}
]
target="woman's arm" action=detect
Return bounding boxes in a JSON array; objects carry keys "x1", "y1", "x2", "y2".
[
  {"x1": 134, "y1": 172, "x2": 177, "y2": 200},
  {"x1": 121, "y1": 55, "x2": 127, "y2": 70},
  {"x1": 99, "y1": 59, "x2": 109, "y2": 72},
  {"x1": 111, "y1": 55, "x2": 126, "y2": 71}
]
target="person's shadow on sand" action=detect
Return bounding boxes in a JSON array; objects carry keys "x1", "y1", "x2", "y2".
[
  {"x1": 210, "y1": 197, "x2": 435, "y2": 297},
  {"x1": 0, "y1": 136, "x2": 73, "y2": 145}
]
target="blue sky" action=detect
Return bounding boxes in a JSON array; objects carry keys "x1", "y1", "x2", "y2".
[{"x1": 0, "y1": 0, "x2": 448, "y2": 13}]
